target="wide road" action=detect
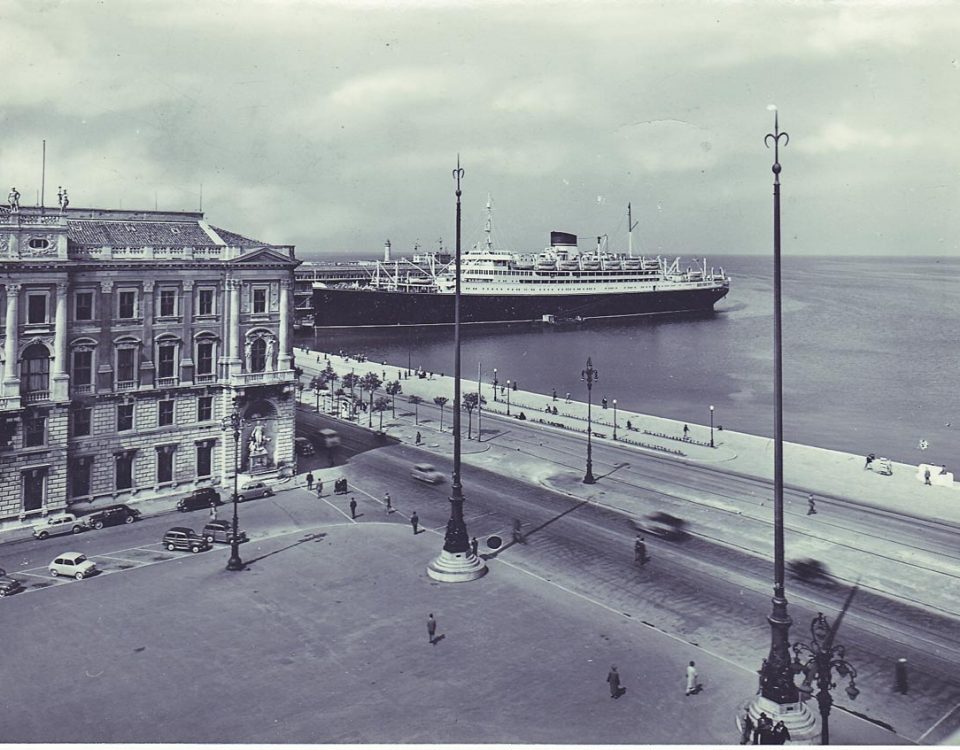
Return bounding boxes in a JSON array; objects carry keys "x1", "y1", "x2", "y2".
[{"x1": 5, "y1": 405, "x2": 955, "y2": 741}]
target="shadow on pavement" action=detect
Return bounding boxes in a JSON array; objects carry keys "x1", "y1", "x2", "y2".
[
  {"x1": 243, "y1": 532, "x2": 328, "y2": 567},
  {"x1": 485, "y1": 499, "x2": 590, "y2": 559}
]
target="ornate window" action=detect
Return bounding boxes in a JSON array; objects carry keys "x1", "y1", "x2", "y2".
[
  {"x1": 196, "y1": 442, "x2": 213, "y2": 477},
  {"x1": 252, "y1": 285, "x2": 268, "y2": 314},
  {"x1": 20, "y1": 343, "x2": 50, "y2": 396},
  {"x1": 197, "y1": 287, "x2": 216, "y2": 316},
  {"x1": 250, "y1": 338, "x2": 267, "y2": 373},
  {"x1": 115, "y1": 341, "x2": 139, "y2": 388},
  {"x1": 156, "y1": 445, "x2": 175, "y2": 483},
  {"x1": 196, "y1": 338, "x2": 215, "y2": 375},
  {"x1": 72, "y1": 349, "x2": 93, "y2": 386}
]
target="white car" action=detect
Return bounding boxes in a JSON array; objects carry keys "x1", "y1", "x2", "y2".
[
  {"x1": 33, "y1": 514, "x2": 88, "y2": 539},
  {"x1": 411, "y1": 463, "x2": 444, "y2": 484},
  {"x1": 237, "y1": 481, "x2": 274, "y2": 502},
  {"x1": 49, "y1": 552, "x2": 97, "y2": 580}
]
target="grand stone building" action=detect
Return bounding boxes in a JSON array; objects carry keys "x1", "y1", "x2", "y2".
[{"x1": 0, "y1": 202, "x2": 299, "y2": 530}]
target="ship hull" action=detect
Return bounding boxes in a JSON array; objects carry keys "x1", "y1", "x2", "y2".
[{"x1": 311, "y1": 285, "x2": 729, "y2": 327}]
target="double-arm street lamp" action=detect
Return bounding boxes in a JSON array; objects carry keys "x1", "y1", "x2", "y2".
[
  {"x1": 613, "y1": 399, "x2": 618, "y2": 441},
  {"x1": 710, "y1": 404, "x2": 715, "y2": 448},
  {"x1": 493, "y1": 368, "x2": 498, "y2": 401},
  {"x1": 581, "y1": 357, "x2": 598, "y2": 484},
  {"x1": 219, "y1": 398, "x2": 246, "y2": 572},
  {"x1": 506, "y1": 380, "x2": 511, "y2": 415},
  {"x1": 792, "y1": 613, "x2": 859, "y2": 746}
]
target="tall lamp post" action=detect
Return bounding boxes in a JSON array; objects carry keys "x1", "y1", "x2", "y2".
[
  {"x1": 427, "y1": 158, "x2": 486, "y2": 583},
  {"x1": 710, "y1": 404, "x2": 715, "y2": 448},
  {"x1": 219, "y1": 398, "x2": 246, "y2": 572},
  {"x1": 506, "y1": 380, "x2": 511, "y2": 415},
  {"x1": 612, "y1": 399, "x2": 618, "y2": 441},
  {"x1": 581, "y1": 357, "x2": 598, "y2": 484},
  {"x1": 493, "y1": 368, "x2": 498, "y2": 401},
  {"x1": 477, "y1": 362, "x2": 483, "y2": 443},
  {"x1": 314, "y1": 382, "x2": 322, "y2": 412},
  {"x1": 792, "y1": 612, "x2": 859, "y2": 746},
  {"x1": 741, "y1": 108, "x2": 816, "y2": 740}
]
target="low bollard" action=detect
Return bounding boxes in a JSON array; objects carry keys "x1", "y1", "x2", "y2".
[{"x1": 895, "y1": 658, "x2": 909, "y2": 694}]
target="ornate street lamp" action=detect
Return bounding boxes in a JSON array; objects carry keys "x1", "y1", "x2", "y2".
[
  {"x1": 493, "y1": 368, "x2": 498, "y2": 401},
  {"x1": 741, "y1": 108, "x2": 816, "y2": 741},
  {"x1": 314, "y1": 381, "x2": 322, "y2": 412},
  {"x1": 427, "y1": 158, "x2": 486, "y2": 583},
  {"x1": 506, "y1": 380, "x2": 511, "y2": 415},
  {"x1": 613, "y1": 399, "x2": 618, "y2": 441},
  {"x1": 792, "y1": 612, "x2": 859, "y2": 745},
  {"x1": 710, "y1": 404, "x2": 715, "y2": 448},
  {"x1": 219, "y1": 398, "x2": 246, "y2": 571},
  {"x1": 581, "y1": 357, "x2": 598, "y2": 484}
]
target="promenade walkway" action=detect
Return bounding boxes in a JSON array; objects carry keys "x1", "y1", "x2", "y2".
[{"x1": 304, "y1": 350, "x2": 960, "y2": 528}]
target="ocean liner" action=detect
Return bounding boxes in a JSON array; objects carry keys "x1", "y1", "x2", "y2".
[{"x1": 310, "y1": 203, "x2": 730, "y2": 328}]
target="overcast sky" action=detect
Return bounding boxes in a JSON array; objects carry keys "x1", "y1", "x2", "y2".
[{"x1": 2, "y1": 0, "x2": 958, "y2": 258}]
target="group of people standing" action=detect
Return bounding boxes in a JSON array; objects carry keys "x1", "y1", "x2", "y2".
[{"x1": 739, "y1": 711, "x2": 791, "y2": 744}]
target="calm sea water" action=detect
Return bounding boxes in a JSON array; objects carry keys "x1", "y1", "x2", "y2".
[{"x1": 295, "y1": 255, "x2": 960, "y2": 467}]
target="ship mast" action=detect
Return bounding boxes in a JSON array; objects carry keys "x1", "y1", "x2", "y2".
[
  {"x1": 627, "y1": 202, "x2": 639, "y2": 258},
  {"x1": 484, "y1": 194, "x2": 493, "y2": 252}
]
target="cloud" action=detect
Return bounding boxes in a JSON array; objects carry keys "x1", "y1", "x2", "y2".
[{"x1": 797, "y1": 120, "x2": 921, "y2": 154}]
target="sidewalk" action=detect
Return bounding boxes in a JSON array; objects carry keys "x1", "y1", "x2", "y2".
[{"x1": 301, "y1": 349, "x2": 960, "y2": 528}]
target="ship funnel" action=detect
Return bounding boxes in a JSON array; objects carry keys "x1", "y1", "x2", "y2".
[
  {"x1": 384, "y1": 239, "x2": 392, "y2": 262},
  {"x1": 550, "y1": 231, "x2": 578, "y2": 258}
]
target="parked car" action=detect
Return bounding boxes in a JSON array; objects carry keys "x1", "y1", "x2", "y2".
[
  {"x1": 237, "y1": 481, "x2": 273, "y2": 502},
  {"x1": 411, "y1": 463, "x2": 444, "y2": 484},
  {"x1": 162, "y1": 527, "x2": 211, "y2": 553},
  {"x1": 202, "y1": 521, "x2": 249, "y2": 545},
  {"x1": 33, "y1": 514, "x2": 88, "y2": 539},
  {"x1": 177, "y1": 487, "x2": 222, "y2": 512},
  {"x1": 0, "y1": 568, "x2": 24, "y2": 597},
  {"x1": 85, "y1": 504, "x2": 141, "y2": 529},
  {"x1": 49, "y1": 552, "x2": 97, "y2": 580},
  {"x1": 294, "y1": 437, "x2": 315, "y2": 456},
  {"x1": 318, "y1": 428, "x2": 341, "y2": 448}
]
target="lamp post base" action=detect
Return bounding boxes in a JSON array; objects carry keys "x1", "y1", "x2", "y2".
[
  {"x1": 583, "y1": 472, "x2": 596, "y2": 484},
  {"x1": 427, "y1": 549, "x2": 487, "y2": 583},
  {"x1": 226, "y1": 553, "x2": 245, "y2": 571},
  {"x1": 738, "y1": 696, "x2": 818, "y2": 744}
]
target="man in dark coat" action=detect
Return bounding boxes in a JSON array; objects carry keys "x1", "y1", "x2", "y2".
[
  {"x1": 427, "y1": 613, "x2": 437, "y2": 644},
  {"x1": 349, "y1": 497, "x2": 357, "y2": 519},
  {"x1": 606, "y1": 665, "x2": 621, "y2": 699},
  {"x1": 411, "y1": 512, "x2": 419, "y2": 534},
  {"x1": 771, "y1": 721, "x2": 790, "y2": 745},
  {"x1": 739, "y1": 712, "x2": 754, "y2": 744},
  {"x1": 754, "y1": 713, "x2": 773, "y2": 744},
  {"x1": 634, "y1": 535, "x2": 647, "y2": 564},
  {"x1": 306, "y1": 472, "x2": 314, "y2": 491}
]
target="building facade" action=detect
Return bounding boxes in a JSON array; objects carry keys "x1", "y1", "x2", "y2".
[{"x1": 0, "y1": 203, "x2": 299, "y2": 529}]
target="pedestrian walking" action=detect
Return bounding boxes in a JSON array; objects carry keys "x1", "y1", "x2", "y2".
[
  {"x1": 924, "y1": 467, "x2": 932, "y2": 485},
  {"x1": 384, "y1": 492, "x2": 392, "y2": 513},
  {"x1": 754, "y1": 713, "x2": 772, "y2": 744},
  {"x1": 552, "y1": 389, "x2": 557, "y2": 401},
  {"x1": 683, "y1": 424, "x2": 690, "y2": 441},
  {"x1": 317, "y1": 477, "x2": 323, "y2": 496},
  {"x1": 470, "y1": 537, "x2": 479, "y2": 557},
  {"x1": 807, "y1": 494, "x2": 817, "y2": 515},
  {"x1": 427, "y1": 613, "x2": 437, "y2": 644},
  {"x1": 634, "y1": 535, "x2": 647, "y2": 565},
  {"x1": 349, "y1": 497, "x2": 357, "y2": 519},
  {"x1": 864, "y1": 452, "x2": 875, "y2": 470},
  {"x1": 209, "y1": 505, "x2": 218, "y2": 522},
  {"x1": 411, "y1": 511, "x2": 419, "y2": 534},
  {"x1": 606, "y1": 665, "x2": 622, "y2": 699},
  {"x1": 772, "y1": 721, "x2": 790, "y2": 745},
  {"x1": 415, "y1": 431, "x2": 422, "y2": 445},
  {"x1": 512, "y1": 518, "x2": 524, "y2": 544},
  {"x1": 684, "y1": 660, "x2": 699, "y2": 695},
  {"x1": 739, "y1": 712, "x2": 755, "y2": 745},
  {"x1": 306, "y1": 472, "x2": 314, "y2": 491}
]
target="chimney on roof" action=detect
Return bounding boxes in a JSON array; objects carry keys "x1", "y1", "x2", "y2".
[{"x1": 384, "y1": 239, "x2": 391, "y2": 262}]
